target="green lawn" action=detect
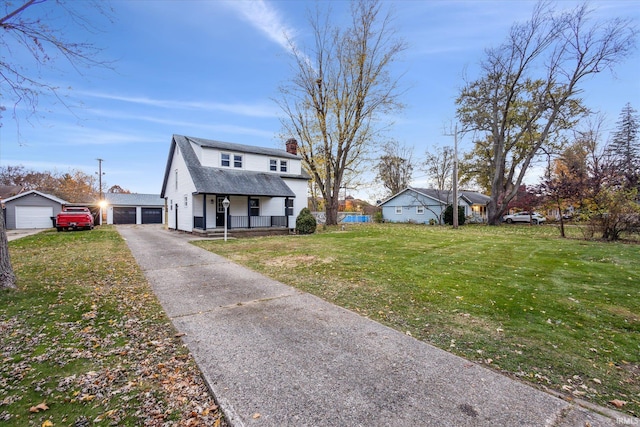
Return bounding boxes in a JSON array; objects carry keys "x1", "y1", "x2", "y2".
[
  {"x1": 193, "y1": 223, "x2": 640, "y2": 417},
  {"x1": 1, "y1": 227, "x2": 225, "y2": 426}
]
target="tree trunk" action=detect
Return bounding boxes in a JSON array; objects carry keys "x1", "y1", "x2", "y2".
[
  {"x1": 0, "y1": 209, "x2": 17, "y2": 290},
  {"x1": 486, "y1": 198, "x2": 503, "y2": 225},
  {"x1": 325, "y1": 194, "x2": 340, "y2": 226}
]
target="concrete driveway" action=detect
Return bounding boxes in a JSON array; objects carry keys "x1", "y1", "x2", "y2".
[{"x1": 118, "y1": 224, "x2": 628, "y2": 427}]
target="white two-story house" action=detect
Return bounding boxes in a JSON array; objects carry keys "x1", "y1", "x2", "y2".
[{"x1": 160, "y1": 135, "x2": 309, "y2": 234}]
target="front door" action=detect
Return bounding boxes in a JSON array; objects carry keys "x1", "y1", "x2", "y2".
[{"x1": 216, "y1": 196, "x2": 226, "y2": 227}]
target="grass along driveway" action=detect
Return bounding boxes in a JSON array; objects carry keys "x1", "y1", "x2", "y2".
[
  {"x1": 1, "y1": 226, "x2": 226, "y2": 426},
  {"x1": 193, "y1": 223, "x2": 640, "y2": 417}
]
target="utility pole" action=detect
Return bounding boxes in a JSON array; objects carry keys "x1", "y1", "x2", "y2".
[
  {"x1": 96, "y1": 158, "x2": 104, "y2": 200},
  {"x1": 452, "y1": 124, "x2": 459, "y2": 229}
]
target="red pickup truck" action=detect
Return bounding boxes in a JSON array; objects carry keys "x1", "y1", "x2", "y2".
[{"x1": 56, "y1": 207, "x2": 94, "y2": 232}]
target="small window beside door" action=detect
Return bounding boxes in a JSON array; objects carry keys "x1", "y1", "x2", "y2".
[{"x1": 249, "y1": 198, "x2": 260, "y2": 216}]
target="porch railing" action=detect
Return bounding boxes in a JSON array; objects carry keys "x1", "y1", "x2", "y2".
[{"x1": 193, "y1": 215, "x2": 287, "y2": 230}]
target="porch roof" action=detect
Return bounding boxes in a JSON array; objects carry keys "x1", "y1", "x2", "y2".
[{"x1": 192, "y1": 167, "x2": 296, "y2": 197}]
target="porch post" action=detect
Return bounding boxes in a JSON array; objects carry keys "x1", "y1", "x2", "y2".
[
  {"x1": 247, "y1": 196, "x2": 251, "y2": 229},
  {"x1": 285, "y1": 197, "x2": 290, "y2": 228},
  {"x1": 202, "y1": 193, "x2": 207, "y2": 231}
]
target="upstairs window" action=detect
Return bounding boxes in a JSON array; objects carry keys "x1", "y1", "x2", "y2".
[
  {"x1": 416, "y1": 206, "x2": 425, "y2": 214},
  {"x1": 221, "y1": 153, "x2": 230, "y2": 167},
  {"x1": 280, "y1": 160, "x2": 288, "y2": 172},
  {"x1": 234, "y1": 154, "x2": 243, "y2": 168},
  {"x1": 395, "y1": 206, "x2": 402, "y2": 214},
  {"x1": 270, "y1": 159, "x2": 278, "y2": 171}
]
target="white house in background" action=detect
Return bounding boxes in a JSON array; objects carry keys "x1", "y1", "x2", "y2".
[
  {"x1": 3, "y1": 190, "x2": 67, "y2": 229},
  {"x1": 160, "y1": 135, "x2": 310, "y2": 234},
  {"x1": 378, "y1": 187, "x2": 491, "y2": 224},
  {"x1": 103, "y1": 193, "x2": 165, "y2": 225}
]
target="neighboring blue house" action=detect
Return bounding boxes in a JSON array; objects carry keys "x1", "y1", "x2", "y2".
[{"x1": 377, "y1": 187, "x2": 490, "y2": 224}]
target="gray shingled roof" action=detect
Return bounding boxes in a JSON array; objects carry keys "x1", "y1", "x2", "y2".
[
  {"x1": 378, "y1": 187, "x2": 490, "y2": 207},
  {"x1": 187, "y1": 136, "x2": 300, "y2": 160},
  {"x1": 161, "y1": 134, "x2": 305, "y2": 198},
  {"x1": 460, "y1": 191, "x2": 491, "y2": 205},
  {"x1": 2, "y1": 190, "x2": 68, "y2": 205},
  {"x1": 104, "y1": 193, "x2": 164, "y2": 206}
]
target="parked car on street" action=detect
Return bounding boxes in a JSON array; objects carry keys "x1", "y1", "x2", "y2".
[{"x1": 502, "y1": 211, "x2": 546, "y2": 224}]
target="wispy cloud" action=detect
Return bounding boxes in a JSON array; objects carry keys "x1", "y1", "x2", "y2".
[
  {"x1": 77, "y1": 91, "x2": 279, "y2": 118},
  {"x1": 222, "y1": 0, "x2": 295, "y2": 53}
]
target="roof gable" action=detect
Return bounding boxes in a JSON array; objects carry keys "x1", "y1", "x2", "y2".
[{"x1": 2, "y1": 190, "x2": 68, "y2": 205}]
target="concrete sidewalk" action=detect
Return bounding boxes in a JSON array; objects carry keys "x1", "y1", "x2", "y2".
[
  {"x1": 118, "y1": 224, "x2": 627, "y2": 427},
  {"x1": 6, "y1": 228, "x2": 47, "y2": 241}
]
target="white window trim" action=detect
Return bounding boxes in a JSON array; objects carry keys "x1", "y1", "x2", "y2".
[
  {"x1": 395, "y1": 206, "x2": 402, "y2": 214},
  {"x1": 233, "y1": 154, "x2": 243, "y2": 168},
  {"x1": 221, "y1": 152, "x2": 230, "y2": 167},
  {"x1": 270, "y1": 159, "x2": 278, "y2": 171},
  {"x1": 416, "y1": 205, "x2": 425, "y2": 214}
]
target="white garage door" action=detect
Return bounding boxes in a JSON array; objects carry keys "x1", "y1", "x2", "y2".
[{"x1": 16, "y1": 206, "x2": 54, "y2": 229}]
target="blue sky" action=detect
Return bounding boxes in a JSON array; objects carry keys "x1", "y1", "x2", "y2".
[{"x1": 1, "y1": 0, "x2": 638, "y2": 202}]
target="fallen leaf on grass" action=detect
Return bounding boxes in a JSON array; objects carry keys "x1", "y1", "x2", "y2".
[
  {"x1": 42, "y1": 421, "x2": 53, "y2": 427},
  {"x1": 609, "y1": 399, "x2": 627, "y2": 408},
  {"x1": 29, "y1": 402, "x2": 49, "y2": 413}
]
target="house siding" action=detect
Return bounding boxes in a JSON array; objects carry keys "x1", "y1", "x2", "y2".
[
  {"x1": 166, "y1": 144, "x2": 197, "y2": 232},
  {"x1": 381, "y1": 191, "x2": 443, "y2": 224},
  {"x1": 198, "y1": 143, "x2": 302, "y2": 176}
]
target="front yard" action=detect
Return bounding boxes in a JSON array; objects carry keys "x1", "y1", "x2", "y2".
[
  {"x1": 193, "y1": 223, "x2": 640, "y2": 417},
  {"x1": 1, "y1": 227, "x2": 226, "y2": 426}
]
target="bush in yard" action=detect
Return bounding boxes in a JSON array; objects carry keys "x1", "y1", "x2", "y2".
[
  {"x1": 296, "y1": 208, "x2": 317, "y2": 234},
  {"x1": 444, "y1": 205, "x2": 466, "y2": 225}
]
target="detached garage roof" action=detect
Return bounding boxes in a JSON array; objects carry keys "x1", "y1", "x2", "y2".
[
  {"x1": 104, "y1": 193, "x2": 164, "y2": 206},
  {"x1": 3, "y1": 190, "x2": 68, "y2": 205}
]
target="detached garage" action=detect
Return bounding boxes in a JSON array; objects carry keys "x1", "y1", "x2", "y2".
[
  {"x1": 3, "y1": 190, "x2": 67, "y2": 229},
  {"x1": 104, "y1": 193, "x2": 164, "y2": 225}
]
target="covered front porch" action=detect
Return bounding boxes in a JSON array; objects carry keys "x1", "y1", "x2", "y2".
[{"x1": 191, "y1": 193, "x2": 294, "y2": 234}]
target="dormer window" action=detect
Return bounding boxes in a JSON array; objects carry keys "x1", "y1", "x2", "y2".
[
  {"x1": 270, "y1": 159, "x2": 278, "y2": 171},
  {"x1": 280, "y1": 160, "x2": 288, "y2": 172},
  {"x1": 221, "y1": 153, "x2": 242, "y2": 168}
]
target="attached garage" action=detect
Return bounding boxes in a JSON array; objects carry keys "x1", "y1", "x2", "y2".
[
  {"x1": 104, "y1": 193, "x2": 165, "y2": 225},
  {"x1": 2, "y1": 190, "x2": 68, "y2": 230}
]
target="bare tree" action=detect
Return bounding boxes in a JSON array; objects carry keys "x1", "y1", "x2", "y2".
[
  {"x1": 277, "y1": 0, "x2": 406, "y2": 225},
  {"x1": 376, "y1": 140, "x2": 413, "y2": 197},
  {"x1": 1, "y1": 1, "x2": 113, "y2": 290},
  {"x1": 423, "y1": 145, "x2": 454, "y2": 191},
  {"x1": 456, "y1": 1, "x2": 637, "y2": 225}
]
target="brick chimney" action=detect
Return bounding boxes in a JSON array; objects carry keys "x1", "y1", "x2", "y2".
[{"x1": 285, "y1": 138, "x2": 298, "y2": 155}]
